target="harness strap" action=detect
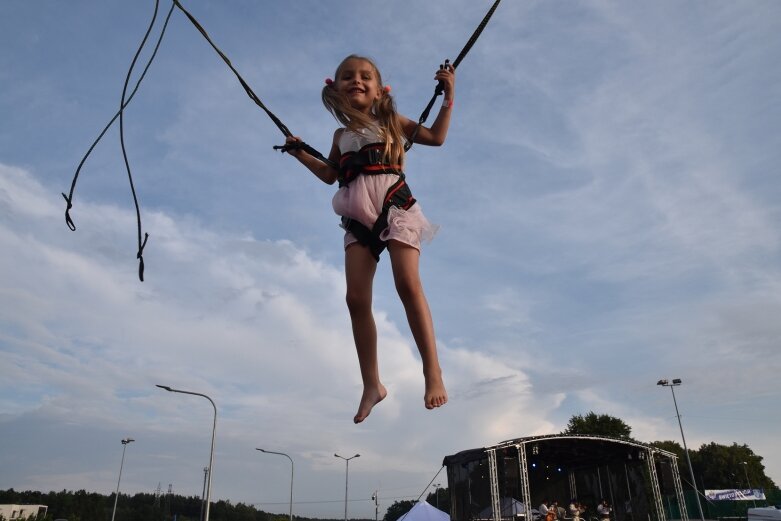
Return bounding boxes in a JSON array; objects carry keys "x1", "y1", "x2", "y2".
[
  {"x1": 338, "y1": 142, "x2": 402, "y2": 187},
  {"x1": 341, "y1": 175, "x2": 416, "y2": 262}
]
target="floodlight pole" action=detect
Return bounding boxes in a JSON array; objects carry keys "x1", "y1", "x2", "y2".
[
  {"x1": 156, "y1": 385, "x2": 217, "y2": 521},
  {"x1": 257, "y1": 448, "x2": 294, "y2": 521},
  {"x1": 657, "y1": 379, "x2": 705, "y2": 521},
  {"x1": 742, "y1": 462, "x2": 757, "y2": 507},
  {"x1": 335, "y1": 453, "x2": 360, "y2": 521},
  {"x1": 111, "y1": 437, "x2": 135, "y2": 521}
]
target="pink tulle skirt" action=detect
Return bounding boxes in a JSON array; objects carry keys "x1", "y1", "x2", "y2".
[{"x1": 332, "y1": 174, "x2": 438, "y2": 251}]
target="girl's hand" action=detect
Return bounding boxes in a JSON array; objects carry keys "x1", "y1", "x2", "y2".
[
  {"x1": 435, "y1": 61, "x2": 455, "y2": 100},
  {"x1": 285, "y1": 135, "x2": 305, "y2": 158}
]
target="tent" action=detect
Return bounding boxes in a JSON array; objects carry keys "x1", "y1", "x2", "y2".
[{"x1": 403, "y1": 501, "x2": 451, "y2": 521}]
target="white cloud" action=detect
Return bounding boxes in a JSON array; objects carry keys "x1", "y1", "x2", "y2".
[
  {"x1": 2, "y1": 0, "x2": 781, "y2": 511},
  {"x1": 0, "y1": 163, "x2": 549, "y2": 514}
]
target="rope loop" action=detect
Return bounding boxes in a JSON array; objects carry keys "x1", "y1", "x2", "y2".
[
  {"x1": 137, "y1": 232, "x2": 149, "y2": 281},
  {"x1": 62, "y1": 193, "x2": 76, "y2": 231}
]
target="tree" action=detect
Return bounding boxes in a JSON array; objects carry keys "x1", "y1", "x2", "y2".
[
  {"x1": 426, "y1": 487, "x2": 450, "y2": 515},
  {"x1": 693, "y1": 442, "x2": 776, "y2": 491},
  {"x1": 561, "y1": 412, "x2": 632, "y2": 439},
  {"x1": 383, "y1": 500, "x2": 415, "y2": 521},
  {"x1": 650, "y1": 440, "x2": 685, "y2": 461}
]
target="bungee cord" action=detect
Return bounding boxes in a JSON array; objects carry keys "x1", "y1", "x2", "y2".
[
  {"x1": 406, "y1": 0, "x2": 502, "y2": 150},
  {"x1": 171, "y1": 0, "x2": 336, "y2": 168},
  {"x1": 117, "y1": 0, "x2": 166, "y2": 282},
  {"x1": 63, "y1": 0, "x2": 502, "y2": 281},
  {"x1": 61, "y1": 0, "x2": 175, "y2": 265},
  {"x1": 396, "y1": 465, "x2": 446, "y2": 521}
]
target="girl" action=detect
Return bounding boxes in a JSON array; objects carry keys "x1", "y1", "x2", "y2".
[{"x1": 286, "y1": 55, "x2": 454, "y2": 423}]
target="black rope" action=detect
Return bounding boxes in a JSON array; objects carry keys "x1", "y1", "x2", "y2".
[
  {"x1": 64, "y1": 1, "x2": 500, "y2": 280},
  {"x1": 62, "y1": 1, "x2": 175, "y2": 233},
  {"x1": 172, "y1": 0, "x2": 337, "y2": 169},
  {"x1": 405, "y1": 0, "x2": 502, "y2": 150},
  {"x1": 396, "y1": 465, "x2": 446, "y2": 521},
  {"x1": 64, "y1": 0, "x2": 335, "y2": 282}
]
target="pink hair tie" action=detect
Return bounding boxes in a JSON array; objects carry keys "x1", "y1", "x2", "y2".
[
  {"x1": 383, "y1": 85, "x2": 391, "y2": 93},
  {"x1": 325, "y1": 78, "x2": 334, "y2": 85}
]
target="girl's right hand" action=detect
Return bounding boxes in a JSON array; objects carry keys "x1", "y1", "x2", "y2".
[{"x1": 285, "y1": 136, "x2": 305, "y2": 158}]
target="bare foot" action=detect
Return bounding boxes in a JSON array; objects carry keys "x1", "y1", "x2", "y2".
[
  {"x1": 354, "y1": 383, "x2": 387, "y2": 424},
  {"x1": 424, "y1": 371, "x2": 448, "y2": 410}
]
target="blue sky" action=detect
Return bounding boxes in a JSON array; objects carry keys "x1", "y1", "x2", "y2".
[{"x1": 1, "y1": 0, "x2": 780, "y2": 518}]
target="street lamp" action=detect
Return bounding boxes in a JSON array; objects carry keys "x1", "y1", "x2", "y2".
[
  {"x1": 657, "y1": 378, "x2": 704, "y2": 521},
  {"x1": 156, "y1": 385, "x2": 217, "y2": 521},
  {"x1": 200, "y1": 467, "x2": 209, "y2": 521},
  {"x1": 433, "y1": 483, "x2": 441, "y2": 509},
  {"x1": 111, "y1": 438, "x2": 135, "y2": 521},
  {"x1": 742, "y1": 462, "x2": 757, "y2": 507},
  {"x1": 335, "y1": 453, "x2": 360, "y2": 521},
  {"x1": 257, "y1": 448, "x2": 294, "y2": 521}
]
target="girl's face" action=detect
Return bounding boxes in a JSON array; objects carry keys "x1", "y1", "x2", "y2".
[{"x1": 336, "y1": 58, "x2": 381, "y2": 112}]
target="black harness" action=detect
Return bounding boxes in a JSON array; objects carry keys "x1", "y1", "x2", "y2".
[{"x1": 338, "y1": 143, "x2": 416, "y2": 261}]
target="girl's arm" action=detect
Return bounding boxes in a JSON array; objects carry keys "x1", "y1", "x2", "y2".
[
  {"x1": 286, "y1": 129, "x2": 341, "y2": 185},
  {"x1": 401, "y1": 64, "x2": 455, "y2": 146}
]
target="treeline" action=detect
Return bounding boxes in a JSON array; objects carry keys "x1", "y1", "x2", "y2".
[
  {"x1": 0, "y1": 488, "x2": 371, "y2": 521},
  {"x1": 562, "y1": 412, "x2": 778, "y2": 491}
]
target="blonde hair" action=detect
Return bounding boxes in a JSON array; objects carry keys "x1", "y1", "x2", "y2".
[{"x1": 322, "y1": 55, "x2": 406, "y2": 168}]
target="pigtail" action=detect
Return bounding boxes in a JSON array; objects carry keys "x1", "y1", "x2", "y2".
[{"x1": 373, "y1": 92, "x2": 405, "y2": 169}]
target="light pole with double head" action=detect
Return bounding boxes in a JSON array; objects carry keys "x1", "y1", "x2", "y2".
[
  {"x1": 335, "y1": 453, "x2": 360, "y2": 521},
  {"x1": 657, "y1": 378, "x2": 705, "y2": 521},
  {"x1": 111, "y1": 437, "x2": 135, "y2": 521}
]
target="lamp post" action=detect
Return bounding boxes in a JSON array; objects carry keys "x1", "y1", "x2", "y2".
[
  {"x1": 111, "y1": 437, "x2": 135, "y2": 521},
  {"x1": 742, "y1": 462, "x2": 757, "y2": 507},
  {"x1": 156, "y1": 385, "x2": 217, "y2": 521},
  {"x1": 657, "y1": 379, "x2": 704, "y2": 521},
  {"x1": 200, "y1": 467, "x2": 209, "y2": 521},
  {"x1": 257, "y1": 448, "x2": 294, "y2": 521},
  {"x1": 335, "y1": 453, "x2": 360, "y2": 521},
  {"x1": 433, "y1": 483, "x2": 441, "y2": 509}
]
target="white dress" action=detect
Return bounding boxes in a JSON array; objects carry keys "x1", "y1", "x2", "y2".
[{"x1": 331, "y1": 125, "x2": 438, "y2": 251}]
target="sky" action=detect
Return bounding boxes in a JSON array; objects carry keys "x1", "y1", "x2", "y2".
[{"x1": 1, "y1": 0, "x2": 780, "y2": 518}]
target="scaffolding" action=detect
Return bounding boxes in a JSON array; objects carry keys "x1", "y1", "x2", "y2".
[{"x1": 443, "y1": 435, "x2": 688, "y2": 521}]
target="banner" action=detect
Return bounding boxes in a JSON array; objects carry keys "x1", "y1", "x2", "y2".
[{"x1": 706, "y1": 489, "x2": 766, "y2": 501}]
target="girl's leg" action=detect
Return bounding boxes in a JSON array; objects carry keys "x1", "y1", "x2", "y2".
[
  {"x1": 345, "y1": 243, "x2": 387, "y2": 423},
  {"x1": 387, "y1": 240, "x2": 447, "y2": 409}
]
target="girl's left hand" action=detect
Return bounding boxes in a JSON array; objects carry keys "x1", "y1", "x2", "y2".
[{"x1": 435, "y1": 61, "x2": 455, "y2": 99}]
